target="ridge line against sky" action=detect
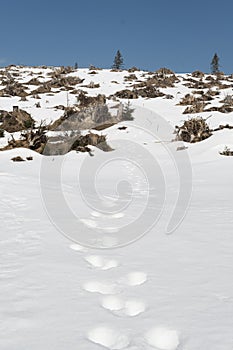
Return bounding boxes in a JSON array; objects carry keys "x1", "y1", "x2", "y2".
[{"x1": 1, "y1": 0, "x2": 233, "y2": 73}]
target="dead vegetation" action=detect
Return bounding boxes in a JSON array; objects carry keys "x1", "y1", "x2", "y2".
[
  {"x1": 89, "y1": 65, "x2": 102, "y2": 71},
  {"x1": 205, "y1": 105, "x2": 233, "y2": 113},
  {"x1": 133, "y1": 73, "x2": 179, "y2": 89},
  {"x1": 77, "y1": 91, "x2": 106, "y2": 107},
  {"x1": 0, "y1": 81, "x2": 28, "y2": 97},
  {"x1": 0, "y1": 99, "x2": 133, "y2": 157},
  {"x1": 183, "y1": 102, "x2": 207, "y2": 114},
  {"x1": 1, "y1": 122, "x2": 47, "y2": 153},
  {"x1": 178, "y1": 90, "x2": 233, "y2": 114},
  {"x1": 81, "y1": 81, "x2": 100, "y2": 88},
  {"x1": 124, "y1": 74, "x2": 138, "y2": 82},
  {"x1": 219, "y1": 146, "x2": 233, "y2": 156},
  {"x1": 112, "y1": 86, "x2": 165, "y2": 99},
  {"x1": 1, "y1": 65, "x2": 233, "y2": 157},
  {"x1": 70, "y1": 133, "x2": 112, "y2": 153},
  {"x1": 50, "y1": 100, "x2": 134, "y2": 131},
  {"x1": 25, "y1": 77, "x2": 42, "y2": 85},
  {"x1": 29, "y1": 75, "x2": 84, "y2": 95},
  {"x1": 47, "y1": 66, "x2": 75, "y2": 78},
  {"x1": 128, "y1": 67, "x2": 139, "y2": 73},
  {"x1": 43, "y1": 132, "x2": 112, "y2": 156},
  {"x1": 191, "y1": 70, "x2": 205, "y2": 78},
  {"x1": 175, "y1": 116, "x2": 212, "y2": 143},
  {"x1": 183, "y1": 75, "x2": 230, "y2": 90},
  {"x1": 11, "y1": 156, "x2": 25, "y2": 162},
  {"x1": 179, "y1": 93, "x2": 213, "y2": 106},
  {"x1": 155, "y1": 67, "x2": 175, "y2": 75},
  {"x1": 0, "y1": 108, "x2": 35, "y2": 133}
]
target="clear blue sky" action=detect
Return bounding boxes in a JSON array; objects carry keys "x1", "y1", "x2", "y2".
[{"x1": 1, "y1": 0, "x2": 233, "y2": 73}]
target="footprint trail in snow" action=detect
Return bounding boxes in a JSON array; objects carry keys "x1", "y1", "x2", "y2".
[
  {"x1": 84, "y1": 255, "x2": 119, "y2": 270},
  {"x1": 87, "y1": 326, "x2": 130, "y2": 350},
  {"x1": 68, "y1": 216, "x2": 179, "y2": 350},
  {"x1": 101, "y1": 296, "x2": 146, "y2": 317},
  {"x1": 145, "y1": 327, "x2": 180, "y2": 350}
]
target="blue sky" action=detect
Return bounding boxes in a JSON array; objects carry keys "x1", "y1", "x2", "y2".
[{"x1": 1, "y1": 0, "x2": 233, "y2": 73}]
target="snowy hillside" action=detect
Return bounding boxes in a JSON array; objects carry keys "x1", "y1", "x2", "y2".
[{"x1": 1, "y1": 65, "x2": 233, "y2": 350}]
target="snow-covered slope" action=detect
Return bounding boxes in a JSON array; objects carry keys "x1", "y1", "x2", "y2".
[{"x1": 1, "y1": 66, "x2": 233, "y2": 350}]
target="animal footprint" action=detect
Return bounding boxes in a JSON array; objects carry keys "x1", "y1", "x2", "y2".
[
  {"x1": 145, "y1": 327, "x2": 180, "y2": 350},
  {"x1": 87, "y1": 326, "x2": 130, "y2": 349},
  {"x1": 101, "y1": 296, "x2": 124, "y2": 311},
  {"x1": 124, "y1": 299, "x2": 146, "y2": 317},
  {"x1": 91, "y1": 211, "x2": 125, "y2": 219},
  {"x1": 101, "y1": 296, "x2": 146, "y2": 317},
  {"x1": 83, "y1": 281, "x2": 120, "y2": 295},
  {"x1": 84, "y1": 255, "x2": 119, "y2": 270},
  {"x1": 69, "y1": 243, "x2": 87, "y2": 252},
  {"x1": 120, "y1": 272, "x2": 147, "y2": 286},
  {"x1": 80, "y1": 218, "x2": 98, "y2": 228}
]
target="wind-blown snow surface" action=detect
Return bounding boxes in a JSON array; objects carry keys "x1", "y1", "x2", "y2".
[{"x1": 1, "y1": 67, "x2": 233, "y2": 350}]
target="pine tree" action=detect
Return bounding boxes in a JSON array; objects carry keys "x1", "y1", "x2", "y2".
[
  {"x1": 122, "y1": 101, "x2": 134, "y2": 121},
  {"x1": 112, "y1": 50, "x2": 124, "y2": 70},
  {"x1": 211, "y1": 53, "x2": 220, "y2": 74}
]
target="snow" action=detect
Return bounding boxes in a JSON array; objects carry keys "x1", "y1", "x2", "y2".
[
  {"x1": 1, "y1": 66, "x2": 233, "y2": 349},
  {"x1": 121, "y1": 272, "x2": 148, "y2": 286},
  {"x1": 87, "y1": 326, "x2": 130, "y2": 349},
  {"x1": 145, "y1": 327, "x2": 180, "y2": 350},
  {"x1": 101, "y1": 296, "x2": 146, "y2": 317},
  {"x1": 84, "y1": 255, "x2": 119, "y2": 270}
]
